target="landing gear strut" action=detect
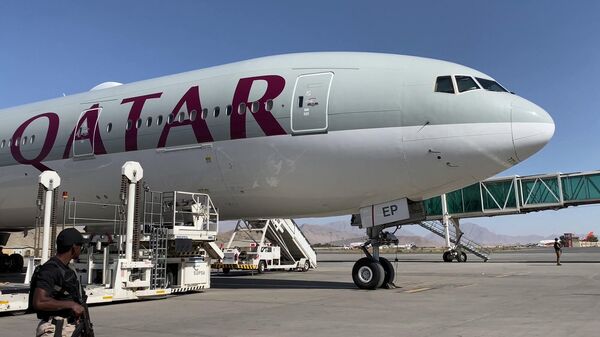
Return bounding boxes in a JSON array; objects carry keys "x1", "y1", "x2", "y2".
[{"x1": 351, "y1": 229, "x2": 398, "y2": 290}]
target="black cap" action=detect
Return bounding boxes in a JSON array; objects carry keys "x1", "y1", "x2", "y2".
[{"x1": 56, "y1": 228, "x2": 84, "y2": 248}]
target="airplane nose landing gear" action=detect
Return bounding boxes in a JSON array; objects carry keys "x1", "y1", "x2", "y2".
[{"x1": 352, "y1": 229, "x2": 398, "y2": 290}]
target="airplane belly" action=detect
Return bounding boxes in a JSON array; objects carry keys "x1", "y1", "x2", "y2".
[{"x1": 215, "y1": 127, "x2": 413, "y2": 219}]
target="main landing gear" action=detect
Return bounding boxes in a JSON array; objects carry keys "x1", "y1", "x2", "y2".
[{"x1": 352, "y1": 231, "x2": 398, "y2": 290}]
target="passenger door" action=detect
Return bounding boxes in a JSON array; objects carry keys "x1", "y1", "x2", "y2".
[
  {"x1": 72, "y1": 107, "x2": 102, "y2": 158},
  {"x1": 291, "y1": 72, "x2": 333, "y2": 135}
]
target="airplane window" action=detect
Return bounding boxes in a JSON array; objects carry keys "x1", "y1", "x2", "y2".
[
  {"x1": 157, "y1": 115, "x2": 163, "y2": 126},
  {"x1": 475, "y1": 77, "x2": 508, "y2": 92},
  {"x1": 201, "y1": 108, "x2": 208, "y2": 120},
  {"x1": 265, "y1": 99, "x2": 273, "y2": 112},
  {"x1": 167, "y1": 114, "x2": 174, "y2": 124},
  {"x1": 126, "y1": 120, "x2": 132, "y2": 131},
  {"x1": 238, "y1": 102, "x2": 246, "y2": 115},
  {"x1": 30, "y1": 135, "x2": 35, "y2": 144},
  {"x1": 251, "y1": 101, "x2": 260, "y2": 114},
  {"x1": 136, "y1": 119, "x2": 142, "y2": 129},
  {"x1": 214, "y1": 106, "x2": 220, "y2": 118},
  {"x1": 146, "y1": 117, "x2": 152, "y2": 127},
  {"x1": 22, "y1": 137, "x2": 27, "y2": 145},
  {"x1": 190, "y1": 110, "x2": 197, "y2": 122},
  {"x1": 226, "y1": 105, "x2": 232, "y2": 116},
  {"x1": 435, "y1": 76, "x2": 455, "y2": 93},
  {"x1": 455, "y1": 76, "x2": 480, "y2": 93},
  {"x1": 107, "y1": 123, "x2": 112, "y2": 133},
  {"x1": 178, "y1": 112, "x2": 185, "y2": 122},
  {"x1": 14, "y1": 138, "x2": 19, "y2": 147},
  {"x1": 0, "y1": 140, "x2": 5, "y2": 148}
]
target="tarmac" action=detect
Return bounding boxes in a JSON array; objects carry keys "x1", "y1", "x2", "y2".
[{"x1": 2, "y1": 247, "x2": 600, "y2": 337}]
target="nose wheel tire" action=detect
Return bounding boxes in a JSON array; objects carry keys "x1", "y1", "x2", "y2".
[
  {"x1": 352, "y1": 257, "x2": 385, "y2": 290},
  {"x1": 378, "y1": 257, "x2": 395, "y2": 288},
  {"x1": 458, "y1": 252, "x2": 467, "y2": 262}
]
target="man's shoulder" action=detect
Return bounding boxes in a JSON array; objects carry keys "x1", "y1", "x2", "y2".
[{"x1": 38, "y1": 258, "x2": 67, "y2": 276}]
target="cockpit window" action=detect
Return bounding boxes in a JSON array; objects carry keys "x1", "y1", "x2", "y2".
[
  {"x1": 435, "y1": 76, "x2": 455, "y2": 93},
  {"x1": 455, "y1": 76, "x2": 480, "y2": 93},
  {"x1": 475, "y1": 77, "x2": 508, "y2": 92}
]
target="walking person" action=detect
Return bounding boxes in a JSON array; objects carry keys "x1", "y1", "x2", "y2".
[
  {"x1": 554, "y1": 238, "x2": 562, "y2": 266},
  {"x1": 29, "y1": 228, "x2": 86, "y2": 337}
]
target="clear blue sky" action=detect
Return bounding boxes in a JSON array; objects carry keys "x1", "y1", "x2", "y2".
[{"x1": 1, "y1": 1, "x2": 599, "y2": 236}]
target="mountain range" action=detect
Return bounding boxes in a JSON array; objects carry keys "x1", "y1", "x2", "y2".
[
  {"x1": 2, "y1": 220, "x2": 567, "y2": 250},
  {"x1": 297, "y1": 220, "x2": 567, "y2": 246}
]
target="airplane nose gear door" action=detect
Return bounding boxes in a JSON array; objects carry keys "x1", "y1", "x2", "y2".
[{"x1": 291, "y1": 72, "x2": 333, "y2": 135}]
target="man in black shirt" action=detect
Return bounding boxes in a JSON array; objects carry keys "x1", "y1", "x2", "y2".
[
  {"x1": 554, "y1": 238, "x2": 562, "y2": 266},
  {"x1": 31, "y1": 228, "x2": 85, "y2": 337}
]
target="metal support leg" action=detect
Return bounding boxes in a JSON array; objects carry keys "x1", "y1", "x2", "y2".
[
  {"x1": 41, "y1": 189, "x2": 53, "y2": 264},
  {"x1": 125, "y1": 181, "x2": 136, "y2": 262},
  {"x1": 103, "y1": 246, "x2": 109, "y2": 287},
  {"x1": 121, "y1": 162, "x2": 143, "y2": 262},
  {"x1": 87, "y1": 247, "x2": 94, "y2": 284},
  {"x1": 441, "y1": 194, "x2": 451, "y2": 250},
  {"x1": 39, "y1": 171, "x2": 61, "y2": 264},
  {"x1": 452, "y1": 218, "x2": 466, "y2": 262}
]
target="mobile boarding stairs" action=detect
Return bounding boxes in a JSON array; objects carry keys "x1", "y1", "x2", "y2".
[{"x1": 213, "y1": 219, "x2": 317, "y2": 273}]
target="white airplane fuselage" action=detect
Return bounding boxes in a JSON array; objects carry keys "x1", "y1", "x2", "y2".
[{"x1": 0, "y1": 52, "x2": 554, "y2": 230}]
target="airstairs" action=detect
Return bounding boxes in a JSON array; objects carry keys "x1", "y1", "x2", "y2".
[
  {"x1": 216, "y1": 219, "x2": 317, "y2": 273},
  {"x1": 243, "y1": 219, "x2": 317, "y2": 268},
  {"x1": 418, "y1": 221, "x2": 491, "y2": 261}
]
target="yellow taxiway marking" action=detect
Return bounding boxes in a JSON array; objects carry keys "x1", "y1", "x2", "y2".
[{"x1": 404, "y1": 287, "x2": 432, "y2": 293}]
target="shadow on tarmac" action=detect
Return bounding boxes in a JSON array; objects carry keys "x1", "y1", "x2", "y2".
[{"x1": 211, "y1": 276, "x2": 355, "y2": 289}]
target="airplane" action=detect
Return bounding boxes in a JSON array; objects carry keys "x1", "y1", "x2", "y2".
[
  {"x1": 538, "y1": 240, "x2": 556, "y2": 247},
  {"x1": 0, "y1": 52, "x2": 554, "y2": 288}
]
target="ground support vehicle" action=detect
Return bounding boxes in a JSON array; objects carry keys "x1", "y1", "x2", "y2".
[
  {"x1": 213, "y1": 219, "x2": 316, "y2": 274},
  {"x1": 0, "y1": 162, "x2": 223, "y2": 313}
]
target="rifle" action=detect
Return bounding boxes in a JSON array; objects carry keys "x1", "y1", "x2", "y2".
[
  {"x1": 71, "y1": 277, "x2": 95, "y2": 337},
  {"x1": 71, "y1": 301, "x2": 95, "y2": 337}
]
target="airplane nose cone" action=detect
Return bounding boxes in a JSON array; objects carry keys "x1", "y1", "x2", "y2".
[{"x1": 511, "y1": 97, "x2": 555, "y2": 162}]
